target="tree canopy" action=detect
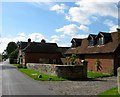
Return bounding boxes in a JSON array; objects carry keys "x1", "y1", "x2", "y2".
[{"x1": 6, "y1": 42, "x2": 18, "y2": 55}]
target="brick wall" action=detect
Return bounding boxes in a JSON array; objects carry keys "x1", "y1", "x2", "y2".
[
  {"x1": 27, "y1": 63, "x2": 87, "y2": 79},
  {"x1": 25, "y1": 52, "x2": 62, "y2": 64},
  {"x1": 85, "y1": 54, "x2": 114, "y2": 74}
]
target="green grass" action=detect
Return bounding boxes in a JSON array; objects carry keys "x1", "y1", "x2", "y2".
[
  {"x1": 13, "y1": 64, "x2": 66, "y2": 81},
  {"x1": 13, "y1": 64, "x2": 113, "y2": 80},
  {"x1": 87, "y1": 71, "x2": 112, "y2": 78},
  {"x1": 98, "y1": 87, "x2": 120, "y2": 97},
  {"x1": 13, "y1": 64, "x2": 20, "y2": 67}
]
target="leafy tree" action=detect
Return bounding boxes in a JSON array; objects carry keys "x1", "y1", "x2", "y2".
[
  {"x1": 6, "y1": 42, "x2": 18, "y2": 56},
  {"x1": 66, "y1": 54, "x2": 76, "y2": 65},
  {"x1": 2, "y1": 50, "x2": 8, "y2": 60},
  {"x1": 9, "y1": 48, "x2": 18, "y2": 59},
  {"x1": 9, "y1": 48, "x2": 18, "y2": 64}
]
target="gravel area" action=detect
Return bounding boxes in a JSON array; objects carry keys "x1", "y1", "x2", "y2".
[{"x1": 42, "y1": 76, "x2": 117, "y2": 95}]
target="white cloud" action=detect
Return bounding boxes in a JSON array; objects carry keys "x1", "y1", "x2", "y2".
[
  {"x1": 49, "y1": 34, "x2": 65, "y2": 43},
  {"x1": 50, "y1": 3, "x2": 67, "y2": 14},
  {"x1": 0, "y1": 32, "x2": 45, "y2": 53},
  {"x1": 66, "y1": 7, "x2": 91, "y2": 25},
  {"x1": 58, "y1": 43, "x2": 71, "y2": 47},
  {"x1": 79, "y1": 25, "x2": 89, "y2": 32},
  {"x1": 50, "y1": 35, "x2": 61, "y2": 43},
  {"x1": 56, "y1": 24, "x2": 80, "y2": 36},
  {"x1": 28, "y1": 33, "x2": 45, "y2": 42},
  {"x1": 56, "y1": 24, "x2": 89, "y2": 36},
  {"x1": 17, "y1": 32, "x2": 26, "y2": 37},
  {"x1": 0, "y1": 37, "x2": 13, "y2": 54},
  {"x1": 72, "y1": 34, "x2": 88, "y2": 39},
  {"x1": 66, "y1": 0, "x2": 118, "y2": 25},
  {"x1": 104, "y1": 19, "x2": 118, "y2": 32}
]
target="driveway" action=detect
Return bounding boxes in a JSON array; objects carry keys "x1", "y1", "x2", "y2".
[{"x1": 43, "y1": 76, "x2": 117, "y2": 95}]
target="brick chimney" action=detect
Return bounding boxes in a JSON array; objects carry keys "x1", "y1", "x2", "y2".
[
  {"x1": 28, "y1": 38, "x2": 31, "y2": 44},
  {"x1": 41, "y1": 39, "x2": 46, "y2": 44}
]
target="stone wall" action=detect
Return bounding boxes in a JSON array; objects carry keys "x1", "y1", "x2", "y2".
[
  {"x1": 117, "y1": 67, "x2": 120, "y2": 94},
  {"x1": 26, "y1": 63, "x2": 87, "y2": 79}
]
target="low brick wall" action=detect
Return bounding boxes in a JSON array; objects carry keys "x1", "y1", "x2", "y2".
[
  {"x1": 26, "y1": 63, "x2": 87, "y2": 79},
  {"x1": 117, "y1": 67, "x2": 120, "y2": 94}
]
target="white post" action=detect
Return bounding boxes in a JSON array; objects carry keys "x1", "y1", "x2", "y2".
[{"x1": 117, "y1": 67, "x2": 120, "y2": 94}]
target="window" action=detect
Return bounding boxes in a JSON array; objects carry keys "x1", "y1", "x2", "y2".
[
  {"x1": 98, "y1": 37, "x2": 104, "y2": 45},
  {"x1": 88, "y1": 39, "x2": 94, "y2": 46}
]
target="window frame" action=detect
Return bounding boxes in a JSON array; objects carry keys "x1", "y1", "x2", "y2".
[{"x1": 88, "y1": 38, "x2": 94, "y2": 46}]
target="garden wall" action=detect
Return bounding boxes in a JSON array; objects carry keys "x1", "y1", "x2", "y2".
[
  {"x1": 26, "y1": 63, "x2": 87, "y2": 79},
  {"x1": 117, "y1": 67, "x2": 120, "y2": 94}
]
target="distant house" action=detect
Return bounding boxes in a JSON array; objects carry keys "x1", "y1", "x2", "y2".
[
  {"x1": 65, "y1": 29, "x2": 120, "y2": 75},
  {"x1": 18, "y1": 39, "x2": 68, "y2": 66}
]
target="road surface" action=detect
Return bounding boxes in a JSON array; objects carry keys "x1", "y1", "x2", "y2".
[
  {"x1": 2, "y1": 60, "x2": 58, "y2": 95},
  {"x1": 0, "y1": 62, "x2": 2, "y2": 96}
]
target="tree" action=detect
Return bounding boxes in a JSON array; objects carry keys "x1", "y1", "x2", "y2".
[
  {"x1": 9, "y1": 48, "x2": 18, "y2": 64},
  {"x1": 9, "y1": 48, "x2": 18, "y2": 59},
  {"x1": 2, "y1": 50, "x2": 8, "y2": 60},
  {"x1": 66, "y1": 54, "x2": 77, "y2": 65},
  {"x1": 6, "y1": 42, "x2": 18, "y2": 56}
]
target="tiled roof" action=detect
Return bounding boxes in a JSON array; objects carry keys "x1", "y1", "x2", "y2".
[
  {"x1": 58, "y1": 47, "x2": 70, "y2": 57},
  {"x1": 65, "y1": 31, "x2": 120, "y2": 54},
  {"x1": 19, "y1": 42, "x2": 60, "y2": 53}
]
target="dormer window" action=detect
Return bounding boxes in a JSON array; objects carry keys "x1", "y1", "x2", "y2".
[
  {"x1": 88, "y1": 39, "x2": 94, "y2": 46},
  {"x1": 71, "y1": 38, "x2": 82, "y2": 47},
  {"x1": 98, "y1": 37, "x2": 104, "y2": 45},
  {"x1": 87, "y1": 34, "x2": 97, "y2": 47}
]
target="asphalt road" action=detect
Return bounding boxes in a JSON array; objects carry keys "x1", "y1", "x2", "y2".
[
  {"x1": 2, "y1": 60, "x2": 58, "y2": 95},
  {"x1": 0, "y1": 62, "x2": 2, "y2": 96}
]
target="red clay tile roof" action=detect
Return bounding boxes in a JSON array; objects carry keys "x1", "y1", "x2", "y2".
[{"x1": 65, "y1": 31, "x2": 120, "y2": 54}]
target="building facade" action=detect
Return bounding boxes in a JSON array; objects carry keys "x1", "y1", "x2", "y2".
[
  {"x1": 18, "y1": 39, "x2": 68, "y2": 66},
  {"x1": 65, "y1": 29, "x2": 120, "y2": 75}
]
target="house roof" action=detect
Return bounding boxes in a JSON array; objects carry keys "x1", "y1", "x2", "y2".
[
  {"x1": 71, "y1": 38, "x2": 83, "y2": 43},
  {"x1": 71, "y1": 38, "x2": 83, "y2": 47},
  {"x1": 65, "y1": 31, "x2": 120, "y2": 55},
  {"x1": 19, "y1": 42, "x2": 61, "y2": 53},
  {"x1": 58, "y1": 47, "x2": 70, "y2": 57},
  {"x1": 87, "y1": 34, "x2": 97, "y2": 40}
]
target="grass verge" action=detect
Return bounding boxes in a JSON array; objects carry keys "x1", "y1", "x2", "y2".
[
  {"x1": 13, "y1": 64, "x2": 113, "y2": 80},
  {"x1": 87, "y1": 71, "x2": 112, "y2": 78},
  {"x1": 98, "y1": 87, "x2": 120, "y2": 97},
  {"x1": 13, "y1": 64, "x2": 66, "y2": 81}
]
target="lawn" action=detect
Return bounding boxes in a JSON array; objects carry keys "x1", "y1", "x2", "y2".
[
  {"x1": 87, "y1": 71, "x2": 112, "y2": 78},
  {"x1": 13, "y1": 64, "x2": 113, "y2": 81},
  {"x1": 13, "y1": 64, "x2": 66, "y2": 81},
  {"x1": 98, "y1": 87, "x2": 120, "y2": 97}
]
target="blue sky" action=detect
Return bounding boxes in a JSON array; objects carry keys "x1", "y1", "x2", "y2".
[{"x1": 0, "y1": 0, "x2": 119, "y2": 53}]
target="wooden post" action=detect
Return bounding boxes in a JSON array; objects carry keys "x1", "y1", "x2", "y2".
[{"x1": 117, "y1": 67, "x2": 120, "y2": 94}]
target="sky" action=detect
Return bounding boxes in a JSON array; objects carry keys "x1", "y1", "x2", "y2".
[{"x1": 0, "y1": 0, "x2": 119, "y2": 53}]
